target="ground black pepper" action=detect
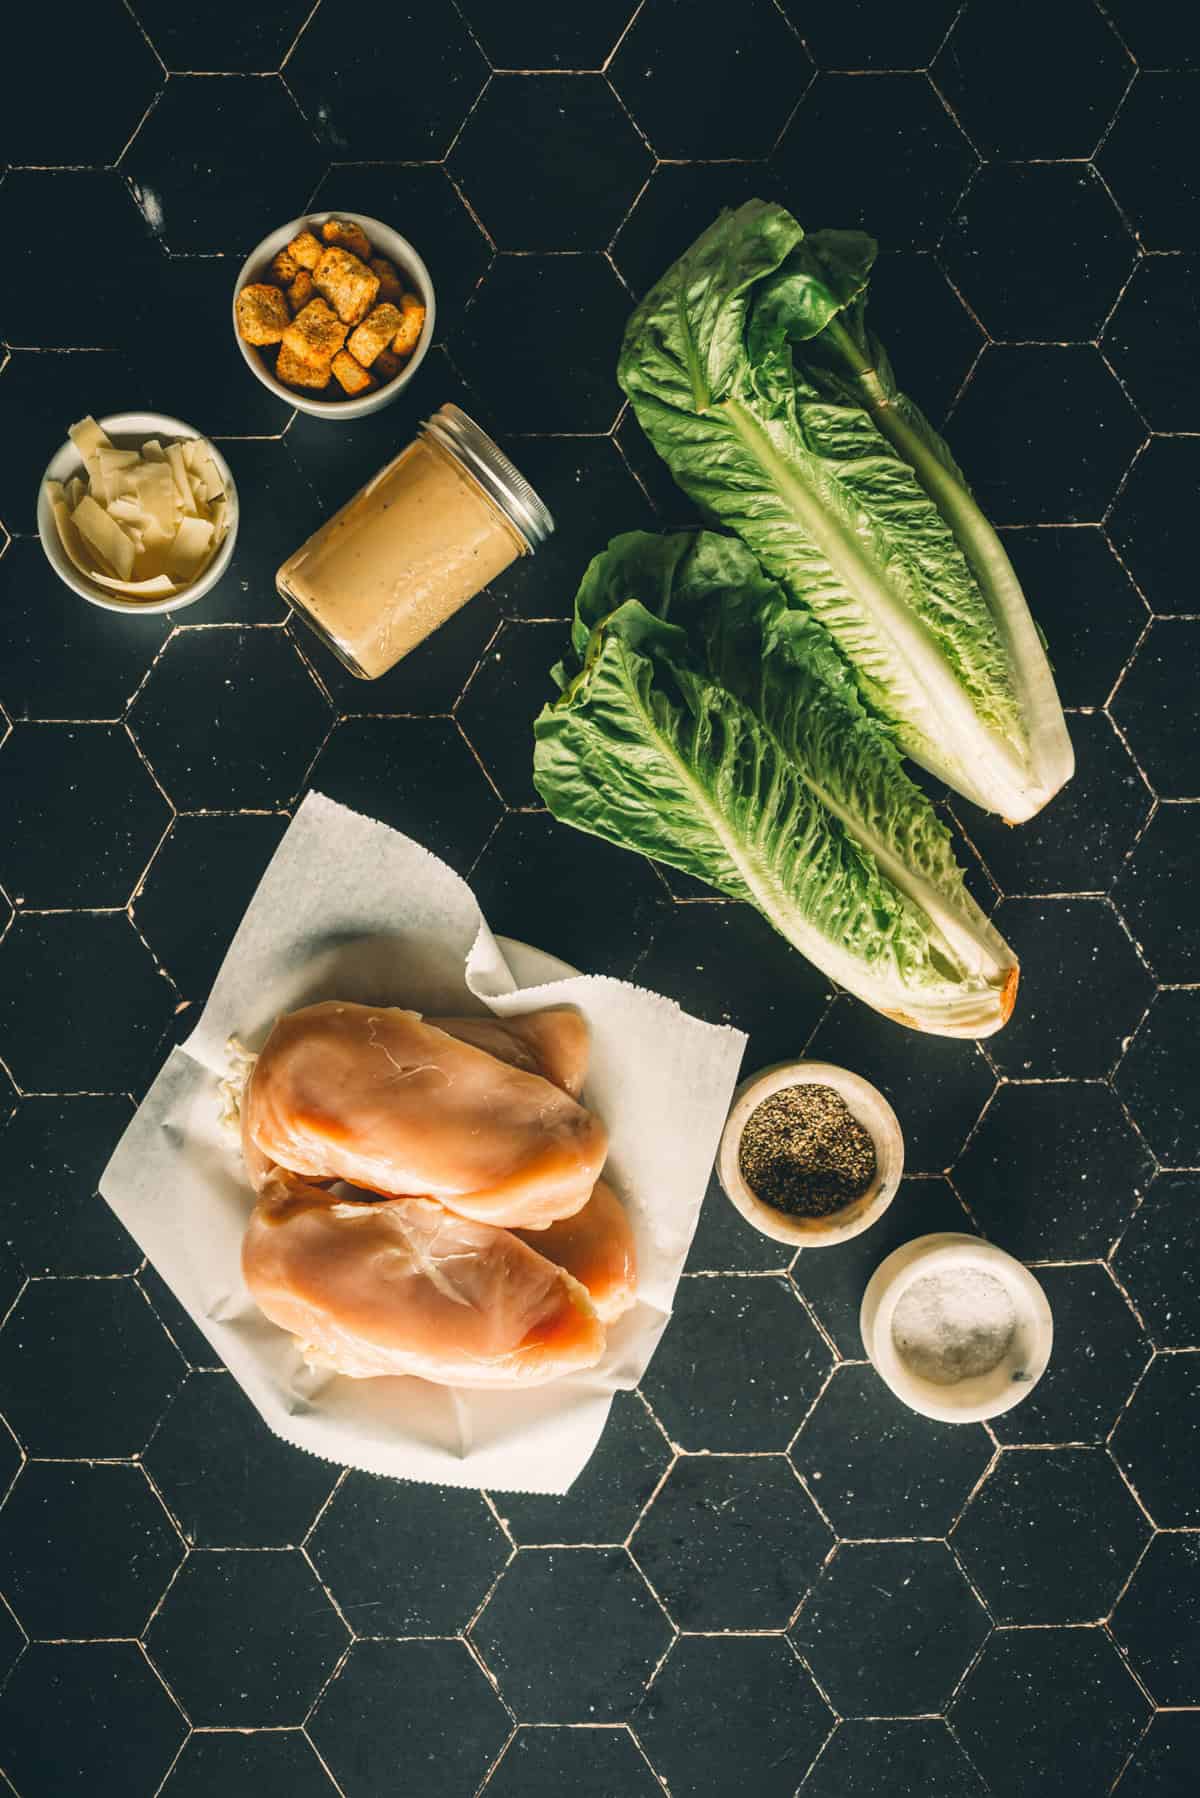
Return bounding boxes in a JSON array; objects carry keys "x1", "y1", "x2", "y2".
[{"x1": 738, "y1": 1083, "x2": 877, "y2": 1217}]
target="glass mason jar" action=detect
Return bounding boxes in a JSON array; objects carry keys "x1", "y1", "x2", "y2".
[{"x1": 277, "y1": 404, "x2": 554, "y2": 679}]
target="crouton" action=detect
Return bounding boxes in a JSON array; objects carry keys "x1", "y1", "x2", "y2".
[
  {"x1": 288, "y1": 230, "x2": 324, "y2": 271},
  {"x1": 373, "y1": 348, "x2": 402, "y2": 382},
  {"x1": 331, "y1": 350, "x2": 378, "y2": 396},
  {"x1": 321, "y1": 217, "x2": 373, "y2": 261},
  {"x1": 369, "y1": 256, "x2": 404, "y2": 304},
  {"x1": 282, "y1": 297, "x2": 348, "y2": 368},
  {"x1": 269, "y1": 248, "x2": 299, "y2": 285},
  {"x1": 390, "y1": 292, "x2": 426, "y2": 358},
  {"x1": 287, "y1": 269, "x2": 315, "y2": 313},
  {"x1": 347, "y1": 302, "x2": 405, "y2": 368},
  {"x1": 274, "y1": 343, "x2": 332, "y2": 391},
  {"x1": 236, "y1": 283, "x2": 291, "y2": 346},
  {"x1": 313, "y1": 246, "x2": 380, "y2": 326}
]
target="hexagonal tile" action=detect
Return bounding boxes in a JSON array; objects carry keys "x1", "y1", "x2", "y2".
[
  {"x1": 1104, "y1": 254, "x2": 1200, "y2": 433},
  {"x1": 133, "y1": 0, "x2": 313, "y2": 72},
  {"x1": 952, "y1": 1447, "x2": 1149, "y2": 1625},
  {"x1": 686, "y1": 1168, "x2": 793, "y2": 1274},
  {"x1": 145, "y1": 1372, "x2": 338, "y2": 1548},
  {"x1": 122, "y1": 75, "x2": 324, "y2": 256},
  {"x1": 463, "y1": 0, "x2": 638, "y2": 66},
  {"x1": 1109, "y1": 438, "x2": 1200, "y2": 615},
  {"x1": 0, "y1": 723, "x2": 169, "y2": 909},
  {"x1": 948, "y1": 346, "x2": 1144, "y2": 525},
  {"x1": 4, "y1": 9, "x2": 161, "y2": 164},
  {"x1": 933, "y1": 0, "x2": 1131, "y2": 158},
  {"x1": 1111, "y1": 1353, "x2": 1200, "y2": 1525},
  {"x1": 986, "y1": 898, "x2": 1153, "y2": 1079},
  {"x1": 790, "y1": 1363, "x2": 991, "y2": 1537},
  {"x1": 147, "y1": 1549, "x2": 348, "y2": 1724},
  {"x1": 636, "y1": 1636, "x2": 831, "y2": 1798},
  {"x1": 160, "y1": 1729, "x2": 337, "y2": 1797},
  {"x1": 132, "y1": 255, "x2": 295, "y2": 437},
  {"x1": 308, "y1": 1472, "x2": 507, "y2": 1634},
  {"x1": 631, "y1": 1455, "x2": 830, "y2": 1631},
  {"x1": 0, "y1": 1642, "x2": 186, "y2": 1796},
  {"x1": 133, "y1": 814, "x2": 288, "y2": 1000},
  {"x1": 0, "y1": 1096, "x2": 140, "y2": 1276},
  {"x1": 0, "y1": 1240, "x2": 21, "y2": 1322},
  {"x1": 861, "y1": 251, "x2": 984, "y2": 423},
  {"x1": 1114, "y1": 1174, "x2": 1200, "y2": 1348},
  {"x1": 1116, "y1": 989, "x2": 1200, "y2": 1166},
  {"x1": 1114, "y1": 806, "x2": 1200, "y2": 980},
  {"x1": 309, "y1": 1639, "x2": 509, "y2": 1798},
  {"x1": 1110, "y1": 1709, "x2": 1200, "y2": 1798},
  {"x1": 781, "y1": 0, "x2": 957, "y2": 68},
  {"x1": 943, "y1": 164, "x2": 1135, "y2": 344},
  {"x1": 1110, "y1": 1530, "x2": 1200, "y2": 1705},
  {"x1": 640, "y1": 1276, "x2": 831, "y2": 1452},
  {"x1": 615, "y1": 408, "x2": 707, "y2": 528},
  {"x1": 0, "y1": 1278, "x2": 183, "y2": 1456},
  {"x1": 1103, "y1": 2, "x2": 1200, "y2": 67},
  {"x1": 610, "y1": 161, "x2": 781, "y2": 300},
  {"x1": 488, "y1": 1726, "x2": 660, "y2": 1798},
  {"x1": 949, "y1": 1627, "x2": 1149, "y2": 1798},
  {"x1": 801, "y1": 1719, "x2": 989, "y2": 1798},
  {"x1": 472, "y1": 1548, "x2": 669, "y2": 1720},
  {"x1": 493, "y1": 1391, "x2": 670, "y2": 1546},
  {"x1": 454, "y1": 255, "x2": 629, "y2": 433},
  {"x1": 774, "y1": 73, "x2": 973, "y2": 249},
  {"x1": 195, "y1": 440, "x2": 323, "y2": 625},
  {"x1": 792, "y1": 1541, "x2": 989, "y2": 1717},
  {"x1": 0, "y1": 1462, "x2": 180, "y2": 1639},
  {"x1": 1100, "y1": 73, "x2": 1200, "y2": 249},
  {"x1": 0, "y1": 171, "x2": 161, "y2": 349},
  {"x1": 0, "y1": 1590, "x2": 21, "y2": 1689},
  {"x1": 999, "y1": 528, "x2": 1146, "y2": 709},
  {"x1": 139, "y1": 1261, "x2": 223, "y2": 1370},
  {"x1": 1112, "y1": 619, "x2": 1200, "y2": 796},
  {"x1": 954, "y1": 1080, "x2": 1153, "y2": 1260},
  {"x1": 458, "y1": 622, "x2": 565, "y2": 806},
  {"x1": 130, "y1": 627, "x2": 329, "y2": 811},
  {"x1": 285, "y1": 5, "x2": 488, "y2": 158},
  {"x1": 989, "y1": 1265, "x2": 1149, "y2": 1447}
]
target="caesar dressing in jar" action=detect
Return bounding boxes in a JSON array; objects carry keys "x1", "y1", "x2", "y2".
[{"x1": 277, "y1": 404, "x2": 553, "y2": 678}]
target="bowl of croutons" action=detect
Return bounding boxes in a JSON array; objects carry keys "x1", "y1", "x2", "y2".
[{"x1": 233, "y1": 212, "x2": 434, "y2": 418}]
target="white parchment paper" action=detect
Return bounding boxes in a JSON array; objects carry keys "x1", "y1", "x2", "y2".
[{"x1": 100, "y1": 793, "x2": 747, "y2": 1492}]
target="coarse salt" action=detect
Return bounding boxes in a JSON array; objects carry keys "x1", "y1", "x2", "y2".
[{"x1": 891, "y1": 1267, "x2": 1016, "y2": 1387}]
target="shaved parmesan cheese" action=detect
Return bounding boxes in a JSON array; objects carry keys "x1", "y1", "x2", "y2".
[
  {"x1": 89, "y1": 570, "x2": 180, "y2": 597},
  {"x1": 188, "y1": 442, "x2": 226, "y2": 504},
  {"x1": 166, "y1": 442, "x2": 198, "y2": 514},
  {"x1": 68, "y1": 416, "x2": 111, "y2": 459},
  {"x1": 50, "y1": 496, "x2": 98, "y2": 582},
  {"x1": 131, "y1": 460, "x2": 180, "y2": 534},
  {"x1": 73, "y1": 495, "x2": 136, "y2": 582},
  {"x1": 141, "y1": 439, "x2": 166, "y2": 462},
  {"x1": 166, "y1": 516, "x2": 214, "y2": 581}
]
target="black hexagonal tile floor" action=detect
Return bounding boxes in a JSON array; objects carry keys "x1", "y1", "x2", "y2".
[
  {"x1": 774, "y1": 73, "x2": 973, "y2": 249},
  {"x1": 130, "y1": 627, "x2": 329, "y2": 811},
  {"x1": 631, "y1": 1454, "x2": 830, "y2": 1631},
  {"x1": 0, "y1": 1277, "x2": 183, "y2": 1457},
  {"x1": 0, "y1": 1241, "x2": 22, "y2": 1322},
  {"x1": 4, "y1": 9, "x2": 161, "y2": 165},
  {"x1": 792, "y1": 1541, "x2": 989, "y2": 1717},
  {"x1": 999, "y1": 528, "x2": 1146, "y2": 711},
  {"x1": 782, "y1": 0, "x2": 958, "y2": 69},
  {"x1": 160, "y1": 1729, "x2": 337, "y2": 1798},
  {"x1": 145, "y1": 1371, "x2": 338, "y2": 1548},
  {"x1": 285, "y1": 4, "x2": 488, "y2": 159},
  {"x1": 948, "y1": 346, "x2": 1144, "y2": 525},
  {"x1": 471, "y1": 1548, "x2": 669, "y2": 1720},
  {"x1": 307, "y1": 1472, "x2": 508, "y2": 1634},
  {"x1": 309, "y1": 1639, "x2": 509, "y2": 1798},
  {"x1": 1100, "y1": 73, "x2": 1200, "y2": 250},
  {"x1": 1111, "y1": 1353, "x2": 1200, "y2": 1526},
  {"x1": 454, "y1": 256, "x2": 629, "y2": 433},
  {"x1": 0, "y1": 1095, "x2": 140, "y2": 1275},
  {"x1": 1104, "y1": 254, "x2": 1200, "y2": 433},
  {"x1": 1114, "y1": 806, "x2": 1200, "y2": 981},
  {"x1": 133, "y1": 813, "x2": 288, "y2": 1000},
  {"x1": 615, "y1": 408, "x2": 706, "y2": 528},
  {"x1": 0, "y1": 350, "x2": 136, "y2": 533},
  {"x1": 1114, "y1": 1710, "x2": 1200, "y2": 1798},
  {"x1": 0, "y1": 1462, "x2": 180, "y2": 1640},
  {"x1": 122, "y1": 75, "x2": 324, "y2": 256},
  {"x1": 488, "y1": 1726, "x2": 661, "y2": 1798},
  {"x1": 949, "y1": 1626, "x2": 1149, "y2": 1798},
  {"x1": 790, "y1": 1362, "x2": 991, "y2": 1538},
  {"x1": 986, "y1": 898, "x2": 1153, "y2": 1079},
  {"x1": 686, "y1": 1168, "x2": 793, "y2": 1274},
  {"x1": 139, "y1": 1261, "x2": 224, "y2": 1369},
  {"x1": 0, "y1": 1642, "x2": 186, "y2": 1797},
  {"x1": 0, "y1": 1590, "x2": 21, "y2": 1689},
  {"x1": 989, "y1": 1264, "x2": 1149, "y2": 1448},
  {"x1": 933, "y1": 0, "x2": 1131, "y2": 159},
  {"x1": 492, "y1": 1390, "x2": 670, "y2": 1546},
  {"x1": 0, "y1": 723, "x2": 169, "y2": 909},
  {"x1": 1116, "y1": 989, "x2": 1200, "y2": 1167},
  {"x1": 954, "y1": 1079, "x2": 1154, "y2": 1260},
  {"x1": 952, "y1": 1448, "x2": 1149, "y2": 1625},
  {"x1": 1111, "y1": 1529, "x2": 1200, "y2": 1705},
  {"x1": 1109, "y1": 438, "x2": 1200, "y2": 616},
  {"x1": 611, "y1": 162, "x2": 781, "y2": 300},
  {"x1": 640, "y1": 1276, "x2": 831, "y2": 1453},
  {"x1": 133, "y1": 0, "x2": 313, "y2": 72},
  {"x1": 458, "y1": 0, "x2": 637, "y2": 68},
  {"x1": 636, "y1": 1635, "x2": 831, "y2": 1798},
  {"x1": 457, "y1": 622, "x2": 565, "y2": 806},
  {"x1": 0, "y1": 171, "x2": 162, "y2": 349},
  {"x1": 943, "y1": 164, "x2": 1135, "y2": 344},
  {"x1": 1114, "y1": 1175, "x2": 1200, "y2": 1349},
  {"x1": 801, "y1": 1719, "x2": 989, "y2": 1798},
  {"x1": 863, "y1": 251, "x2": 985, "y2": 423},
  {"x1": 146, "y1": 1548, "x2": 348, "y2": 1725},
  {"x1": 1112, "y1": 619, "x2": 1200, "y2": 797},
  {"x1": 199, "y1": 440, "x2": 322, "y2": 625}
]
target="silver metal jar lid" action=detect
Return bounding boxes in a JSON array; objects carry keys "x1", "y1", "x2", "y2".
[{"x1": 419, "y1": 404, "x2": 554, "y2": 552}]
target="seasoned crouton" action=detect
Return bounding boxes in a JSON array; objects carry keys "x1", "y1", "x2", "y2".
[
  {"x1": 373, "y1": 348, "x2": 402, "y2": 382},
  {"x1": 274, "y1": 343, "x2": 332, "y2": 390},
  {"x1": 269, "y1": 248, "x2": 300, "y2": 285},
  {"x1": 236, "y1": 283, "x2": 291, "y2": 346},
  {"x1": 313, "y1": 246, "x2": 380, "y2": 326},
  {"x1": 287, "y1": 269, "x2": 315, "y2": 313},
  {"x1": 369, "y1": 256, "x2": 404, "y2": 304},
  {"x1": 321, "y1": 217, "x2": 373, "y2": 261},
  {"x1": 331, "y1": 350, "x2": 377, "y2": 396},
  {"x1": 282, "y1": 297, "x2": 348, "y2": 367},
  {"x1": 347, "y1": 302, "x2": 405, "y2": 368},
  {"x1": 288, "y1": 230, "x2": 324, "y2": 271},
  {"x1": 390, "y1": 292, "x2": 426, "y2": 358}
]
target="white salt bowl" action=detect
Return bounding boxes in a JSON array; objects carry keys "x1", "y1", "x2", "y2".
[{"x1": 860, "y1": 1232, "x2": 1053, "y2": 1424}]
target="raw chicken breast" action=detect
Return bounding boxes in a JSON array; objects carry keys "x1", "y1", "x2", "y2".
[
  {"x1": 516, "y1": 1180, "x2": 637, "y2": 1323},
  {"x1": 242, "y1": 1177, "x2": 605, "y2": 1386},
  {"x1": 244, "y1": 1001, "x2": 607, "y2": 1228},
  {"x1": 430, "y1": 1007, "x2": 589, "y2": 1099}
]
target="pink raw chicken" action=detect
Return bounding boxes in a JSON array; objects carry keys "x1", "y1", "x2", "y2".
[
  {"x1": 517, "y1": 1179, "x2": 637, "y2": 1323},
  {"x1": 241, "y1": 1176, "x2": 606, "y2": 1386},
  {"x1": 430, "y1": 1007, "x2": 590, "y2": 1099},
  {"x1": 243, "y1": 1001, "x2": 608, "y2": 1228}
]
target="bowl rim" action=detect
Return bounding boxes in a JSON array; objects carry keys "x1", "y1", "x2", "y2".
[
  {"x1": 716, "y1": 1058, "x2": 905, "y2": 1248},
  {"x1": 36, "y1": 410, "x2": 240, "y2": 617},
  {"x1": 232, "y1": 209, "x2": 437, "y2": 421}
]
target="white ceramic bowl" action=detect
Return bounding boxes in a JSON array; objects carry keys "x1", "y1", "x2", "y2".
[
  {"x1": 717, "y1": 1060, "x2": 904, "y2": 1248},
  {"x1": 36, "y1": 411, "x2": 239, "y2": 617},
  {"x1": 232, "y1": 211, "x2": 436, "y2": 420},
  {"x1": 860, "y1": 1232, "x2": 1054, "y2": 1423}
]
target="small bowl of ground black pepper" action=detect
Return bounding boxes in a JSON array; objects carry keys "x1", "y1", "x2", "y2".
[{"x1": 717, "y1": 1061, "x2": 904, "y2": 1247}]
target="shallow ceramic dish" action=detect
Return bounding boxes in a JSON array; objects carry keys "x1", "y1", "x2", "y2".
[
  {"x1": 232, "y1": 210, "x2": 436, "y2": 420},
  {"x1": 36, "y1": 411, "x2": 239, "y2": 617}
]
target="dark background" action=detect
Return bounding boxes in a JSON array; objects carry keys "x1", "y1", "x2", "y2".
[{"x1": 0, "y1": 1, "x2": 1197, "y2": 1793}]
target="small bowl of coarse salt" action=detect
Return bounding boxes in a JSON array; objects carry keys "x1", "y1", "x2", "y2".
[{"x1": 859, "y1": 1233, "x2": 1053, "y2": 1424}]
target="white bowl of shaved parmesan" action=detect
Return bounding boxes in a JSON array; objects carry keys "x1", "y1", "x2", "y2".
[{"x1": 37, "y1": 412, "x2": 238, "y2": 615}]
